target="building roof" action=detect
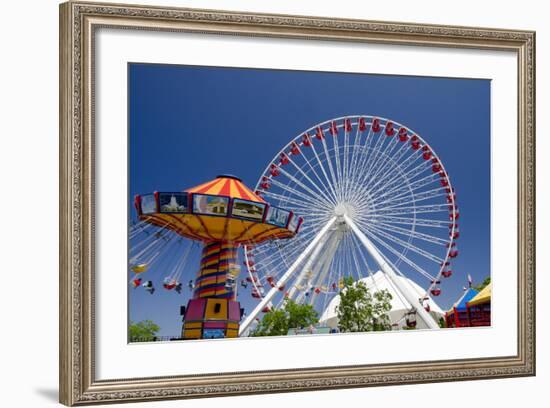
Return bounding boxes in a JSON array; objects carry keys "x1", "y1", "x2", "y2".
[
  {"x1": 467, "y1": 283, "x2": 491, "y2": 306},
  {"x1": 449, "y1": 287, "x2": 479, "y2": 312}
]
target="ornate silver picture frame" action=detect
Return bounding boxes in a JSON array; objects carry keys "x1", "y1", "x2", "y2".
[{"x1": 59, "y1": 1, "x2": 535, "y2": 405}]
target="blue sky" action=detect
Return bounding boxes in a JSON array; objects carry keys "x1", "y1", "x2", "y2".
[{"x1": 128, "y1": 63, "x2": 490, "y2": 337}]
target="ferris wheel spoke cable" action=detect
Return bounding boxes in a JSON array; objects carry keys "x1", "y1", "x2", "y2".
[
  {"x1": 374, "y1": 182, "x2": 444, "y2": 211},
  {"x1": 346, "y1": 144, "x2": 416, "y2": 207},
  {"x1": 363, "y1": 123, "x2": 388, "y2": 175},
  {"x1": 342, "y1": 127, "x2": 351, "y2": 187},
  {"x1": 361, "y1": 221, "x2": 444, "y2": 264},
  {"x1": 347, "y1": 122, "x2": 365, "y2": 178},
  {"x1": 305, "y1": 139, "x2": 341, "y2": 201},
  {"x1": 370, "y1": 148, "x2": 425, "y2": 191},
  {"x1": 365, "y1": 161, "x2": 436, "y2": 206},
  {"x1": 371, "y1": 203, "x2": 449, "y2": 217},
  {"x1": 358, "y1": 225, "x2": 436, "y2": 282},
  {"x1": 331, "y1": 126, "x2": 345, "y2": 198},
  {"x1": 279, "y1": 161, "x2": 338, "y2": 207},
  {"x1": 361, "y1": 135, "x2": 407, "y2": 194},
  {"x1": 366, "y1": 208, "x2": 445, "y2": 223},
  {"x1": 349, "y1": 128, "x2": 376, "y2": 187},
  {"x1": 288, "y1": 151, "x2": 341, "y2": 206},
  {"x1": 265, "y1": 176, "x2": 333, "y2": 210},
  {"x1": 372, "y1": 187, "x2": 447, "y2": 210},
  {"x1": 372, "y1": 164, "x2": 438, "y2": 203},
  {"x1": 283, "y1": 151, "x2": 346, "y2": 206},
  {"x1": 282, "y1": 207, "x2": 332, "y2": 219},
  {"x1": 258, "y1": 190, "x2": 327, "y2": 213},
  {"x1": 363, "y1": 151, "x2": 421, "y2": 202},
  {"x1": 319, "y1": 132, "x2": 343, "y2": 202},
  {"x1": 365, "y1": 214, "x2": 449, "y2": 229},
  {"x1": 352, "y1": 141, "x2": 380, "y2": 191},
  {"x1": 372, "y1": 221, "x2": 449, "y2": 246},
  {"x1": 371, "y1": 136, "x2": 416, "y2": 180},
  {"x1": 362, "y1": 140, "x2": 423, "y2": 194},
  {"x1": 360, "y1": 126, "x2": 399, "y2": 186}
]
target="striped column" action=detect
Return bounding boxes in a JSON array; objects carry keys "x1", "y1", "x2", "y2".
[
  {"x1": 193, "y1": 242, "x2": 239, "y2": 299},
  {"x1": 182, "y1": 241, "x2": 241, "y2": 339}
]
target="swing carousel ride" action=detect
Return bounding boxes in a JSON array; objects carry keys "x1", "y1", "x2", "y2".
[
  {"x1": 131, "y1": 175, "x2": 303, "y2": 339},
  {"x1": 129, "y1": 115, "x2": 460, "y2": 338}
]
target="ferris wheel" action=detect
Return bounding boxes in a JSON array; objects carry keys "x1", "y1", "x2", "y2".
[{"x1": 239, "y1": 116, "x2": 459, "y2": 333}]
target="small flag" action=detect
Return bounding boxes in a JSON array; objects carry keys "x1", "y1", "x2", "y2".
[{"x1": 467, "y1": 274, "x2": 473, "y2": 288}]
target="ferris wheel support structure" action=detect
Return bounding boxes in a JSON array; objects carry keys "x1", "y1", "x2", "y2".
[
  {"x1": 240, "y1": 213, "x2": 440, "y2": 335},
  {"x1": 304, "y1": 227, "x2": 345, "y2": 305},
  {"x1": 343, "y1": 214, "x2": 440, "y2": 329},
  {"x1": 287, "y1": 231, "x2": 332, "y2": 301},
  {"x1": 239, "y1": 217, "x2": 337, "y2": 335}
]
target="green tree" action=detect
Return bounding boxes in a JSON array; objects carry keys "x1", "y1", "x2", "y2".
[
  {"x1": 336, "y1": 276, "x2": 393, "y2": 333},
  {"x1": 473, "y1": 276, "x2": 491, "y2": 292},
  {"x1": 129, "y1": 320, "x2": 160, "y2": 342},
  {"x1": 252, "y1": 299, "x2": 319, "y2": 336}
]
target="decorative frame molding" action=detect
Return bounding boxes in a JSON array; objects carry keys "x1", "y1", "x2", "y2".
[{"x1": 59, "y1": 1, "x2": 535, "y2": 405}]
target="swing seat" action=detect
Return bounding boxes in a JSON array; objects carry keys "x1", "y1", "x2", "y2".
[
  {"x1": 131, "y1": 263, "x2": 148, "y2": 274},
  {"x1": 163, "y1": 277, "x2": 178, "y2": 290}
]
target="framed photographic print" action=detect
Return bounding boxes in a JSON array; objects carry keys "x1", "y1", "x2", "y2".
[{"x1": 59, "y1": 1, "x2": 536, "y2": 405}]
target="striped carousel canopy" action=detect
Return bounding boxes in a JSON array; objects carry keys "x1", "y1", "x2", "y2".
[
  {"x1": 135, "y1": 175, "x2": 302, "y2": 244},
  {"x1": 186, "y1": 174, "x2": 266, "y2": 203}
]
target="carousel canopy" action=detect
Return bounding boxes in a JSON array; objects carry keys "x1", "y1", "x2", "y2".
[
  {"x1": 186, "y1": 174, "x2": 266, "y2": 203},
  {"x1": 135, "y1": 175, "x2": 302, "y2": 244},
  {"x1": 319, "y1": 271, "x2": 444, "y2": 330},
  {"x1": 467, "y1": 283, "x2": 491, "y2": 307}
]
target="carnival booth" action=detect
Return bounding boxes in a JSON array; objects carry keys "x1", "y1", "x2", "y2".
[
  {"x1": 445, "y1": 287, "x2": 478, "y2": 328},
  {"x1": 466, "y1": 283, "x2": 491, "y2": 327}
]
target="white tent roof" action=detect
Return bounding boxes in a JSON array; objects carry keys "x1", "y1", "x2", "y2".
[{"x1": 319, "y1": 271, "x2": 444, "y2": 330}]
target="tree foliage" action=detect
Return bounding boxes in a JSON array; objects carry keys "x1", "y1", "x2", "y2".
[
  {"x1": 129, "y1": 320, "x2": 160, "y2": 342},
  {"x1": 473, "y1": 276, "x2": 491, "y2": 292},
  {"x1": 336, "y1": 277, "x2": 393, "y2": 333},
  {"x1": 252, "y1": 299, "x2": 319, "y2": 337}
]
